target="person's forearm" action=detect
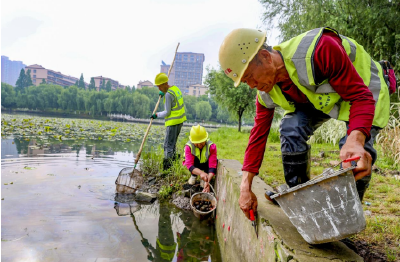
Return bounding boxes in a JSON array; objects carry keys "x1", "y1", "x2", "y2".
[
  {"x1": 157, "y1": 93, "x2": 173, "y2": 118},
  {"x1": 346, "y1": 130, "x2": 366, "y2": 146},
  {"x1": 242, "y1": 98, "x2": 274, "y2": 174},
  {"x1": 240, "y1": 171, "x2": 257, "y2": 192},
  {"x1": 191, "y1": 168, "x2": 204, "y2": 176},
  {"x1": 208, "y1": 144, "x2": 217, "y2": 174}
]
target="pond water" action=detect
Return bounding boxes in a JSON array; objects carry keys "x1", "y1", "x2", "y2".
[{"x1": 1, "y1": 114, "x2": 222, "y2": 262}]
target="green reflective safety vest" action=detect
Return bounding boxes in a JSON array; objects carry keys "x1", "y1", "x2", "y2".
[
  {"x1": 186, "y1": 140, "x2": 214, "y2": 163},
  {"x1": 257, "y1": 27, "x2": 390, "y2": 128},
  {"x1": 164, "y1": 86, "x2": 187, "y2": 127}
]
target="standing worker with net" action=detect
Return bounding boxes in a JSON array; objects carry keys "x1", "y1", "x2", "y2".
[{"x1": 151, "y1": 73, "x2": 187, "y2": 171}]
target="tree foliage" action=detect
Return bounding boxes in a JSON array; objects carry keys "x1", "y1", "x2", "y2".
[
  {"x1": 195, "y1": 101, "x2": 212, "y2": 121},
  {"x1": 15, "y1": 69, "x2": 26, "y2": 93},
  {"x1": 1, "y1": 82, "x2": 16, "y2": 108},
  {"x1": 25, "y1": 69, "x2": 33, "y2": 87},
  {"x1": 1, "y1": 83, "x2": 236, "y2": 124},
  {"x1": 106, "y1": 81, "x2": 112, "y2": 92},
  {"x1": 88, "y1": 77, "x2": 96, "y2": 91},
  {"x1": 78, "y1": 74, "x2": 85, "y2": 89},
  {"x1": 259, "y1": 0, "x2": 400, "y2": 72},
  {"x1": 205, "y1": 67, "x2": 257, "y2": 131}
]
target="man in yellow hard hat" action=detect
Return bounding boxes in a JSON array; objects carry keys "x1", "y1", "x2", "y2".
[
  {"x1": 183, "y1": 125, "x2": 217, "y2": 193},
  {"x1": 218, "y1": 27, "x2": 389, "y2": 220},
  {"x1": 152, "y1": 73, "x2": 187, "y2": 170}
]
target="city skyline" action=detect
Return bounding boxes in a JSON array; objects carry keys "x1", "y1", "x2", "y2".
[{"x1": 2, "y1": 0, "x2": 279, "y2": 89}]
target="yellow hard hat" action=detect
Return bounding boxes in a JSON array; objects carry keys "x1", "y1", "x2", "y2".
[
  {"x1": 189, "y1": 125, "x2": 208, "y2": 144},
  {"x1": 155, "y1": 73, "x2": 169, "y2": 86},
  {"x1": 219, "y1": 28, "x2": 267, "y2": 87}
]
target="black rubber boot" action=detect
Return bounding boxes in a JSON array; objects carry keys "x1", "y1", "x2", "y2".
[
  {"x1": 172, "y1": 154, "x2": 181, "y2": 161},
  {"x1": 282, "y1": 146, "x2": 311, "y2": 188},
  {"x1": 163, "y1": 158, "x2": 172, "y2": 171}
]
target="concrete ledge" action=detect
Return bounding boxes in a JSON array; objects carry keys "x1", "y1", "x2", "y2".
[{"x1": 215, "y1": 159, "x2": 363, "y2": 262}]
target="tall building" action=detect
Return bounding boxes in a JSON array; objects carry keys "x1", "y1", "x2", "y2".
[
  {"x1": 25, "y1": 64, "x2": 82, "y2": 87},
  {"x1": 160, "y1": 52, "x2": 205, "y2": 95},
  {"x1": 1, "y1": 56, "x2": 26, "y2": 86}
]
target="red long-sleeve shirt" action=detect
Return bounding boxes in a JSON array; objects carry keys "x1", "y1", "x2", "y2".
[{"x1": 242, "y1": 30, "x2": 375, "y2": 174}]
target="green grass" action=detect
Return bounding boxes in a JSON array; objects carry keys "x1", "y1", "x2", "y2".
[{"x1": 144, "y1": 126, "x2": 399, "y2": 260}]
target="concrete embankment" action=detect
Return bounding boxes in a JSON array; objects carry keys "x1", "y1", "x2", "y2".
[{"x1": 214, "y1": 159, "x2": 363, "y2": 262}]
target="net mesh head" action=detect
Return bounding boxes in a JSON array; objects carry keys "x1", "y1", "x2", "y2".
[{"x1": 115, "y1": 168, "x2": 143, "y2": 193}]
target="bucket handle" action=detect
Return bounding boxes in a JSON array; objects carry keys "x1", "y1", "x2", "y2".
[
  {"x1": 209, "y1": 183, "x2": 216, "y2": 196},
  {"x1": 190, "y1": 182, "x2": 216, "y2": 197}
]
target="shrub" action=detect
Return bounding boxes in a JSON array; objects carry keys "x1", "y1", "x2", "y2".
[
  {"x1": 309, "y1": 119, "x2": 346, "y2": 145},
  {"x1": 376, "y1": 103, "x2": 400, "y2": 169}
]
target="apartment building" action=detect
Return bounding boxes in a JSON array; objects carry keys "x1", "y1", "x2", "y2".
[
  {"x1": 188, "y1": 84, "x2": 208, "y2": 97},
  {"x1": 92, "y1": 76, "x2": 123, "y2": 91},
  {"x1": 1, "y1": 56, "x2": 26, "y2": 86},
  {"x1": 24, "y1": 64, "x2": 81, "y2": 87},
  {"x1": 160, "y1": 52, "x2": 205, "y2": 95},
  {"x1": 137, "y1": 80, "x2": 155, "y2": 89}
]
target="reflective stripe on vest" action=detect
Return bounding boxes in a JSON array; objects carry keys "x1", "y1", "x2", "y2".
[
  {"x1": 164, "y1": 86, "x2": 187, "y2": 126},
  {"x1": 259, "y1": 27, "x2": 389, "y2": 128},
  {"x1": 156, "y1": 238, "x2": 176, "y2": 260},
  {"x1": 186, "y1": 140, "x2": 214, "y2": 164},
  {"x1": 157, "y1": 238, "x2": 177, "y2": 251}
]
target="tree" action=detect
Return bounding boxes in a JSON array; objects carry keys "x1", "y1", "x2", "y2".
[
  {"x1": 15, "y1": 69, "x2": 26, "y2": 93},
  {"x1": 106, "y1": 80, "x2": 112, "y2": 92},
  {"x1": 183, "y1": 95, "x2": 197, "y2": 119},
  {"x1": 88, "y1": 77, "x2": 96, "y2": 91},
  {"x1": 205, "y1": 67, "x2": 256, "y2": 131},
  {"x1": 78, "y1": 74, "x2": 85, "y2": 89},
  {"x1": 41, "y1": 79, "x2": 46, "y2": 84},
  {"x1": 125, "y1": 85, "x2": 131, "y2": 92},
  {"x1": 101, "y1": 79, "x2": 106, "y2": 91},
  {"x1": 1, "y1": 82, "x2": 17, "y2": 108},
  {"x1": 25, "y1": 69, "x2": 33, "y2": 87},
  {"x1": 195, "y1": 101, "x2": 212, "y2": 121},
  {"x1": 75, "y1": 80, "x2": 79, "y2": 86}
]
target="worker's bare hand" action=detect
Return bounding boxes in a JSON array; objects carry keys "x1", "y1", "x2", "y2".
[
  {"x1": 239, "y1": 171, "x2": 258, "y2": 220},
  {"x1": 200, "y1": 172, "x2": 209, "y2": 182},
  {"x1": 340, "y1": 130, "x2": 372, "y2": 181},
  {"x1": 239, "y1": 190, "x2": 258, "y2": 220},
  {"x1": 202, "y1": 182, "x2": 210, "y2": 193}
]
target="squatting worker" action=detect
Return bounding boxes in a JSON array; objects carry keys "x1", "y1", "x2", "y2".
[
  {"x1": 183, "y1": 125, "x2": 217, "y2": 193},
  {"x1": 152, "y1": 73, "x2": 187, "y2": 170},
  {"x1": 218, "y1": 27, "x2": 390, "y2": 219}
]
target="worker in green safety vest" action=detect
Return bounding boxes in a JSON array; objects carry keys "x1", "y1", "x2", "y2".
[
  {"x1": 140, "y1": 204, "x2": 177, "y2": 261},
  {"x1": 218, "y1": 27, "x2": 390, "y2": 221},
  {"x1": 152, "y1": 73, "x2": 187, "y2": 170},
  {"x1": 183, "y1": 125, "x2": 218, "y2": 193}
]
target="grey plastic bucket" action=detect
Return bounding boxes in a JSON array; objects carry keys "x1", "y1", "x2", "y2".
[{"x1": 271, "y1": 167, "x2": 366, "y2": 244}]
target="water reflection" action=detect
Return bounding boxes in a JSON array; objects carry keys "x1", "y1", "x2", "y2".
[
  {"x1": 114, "y1": 198, "x2": 221, "y2": 262},
  {"x1": 1, "y1": 136, "x2": 147, "y2": 160}
]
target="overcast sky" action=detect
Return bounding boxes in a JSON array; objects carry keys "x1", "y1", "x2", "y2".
[{"x1": 1, "y1": 0, "x2": 279, "y2": 87}]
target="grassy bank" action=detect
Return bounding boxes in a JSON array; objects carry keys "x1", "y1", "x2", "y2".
[{"x1": 145, "y1": 126, "x2": 399, "y2": 260}]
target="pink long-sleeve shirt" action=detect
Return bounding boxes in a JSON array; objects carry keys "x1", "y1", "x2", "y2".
[{"x1": 184, "y1": 144, "x2": 218, "y2": 174}]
